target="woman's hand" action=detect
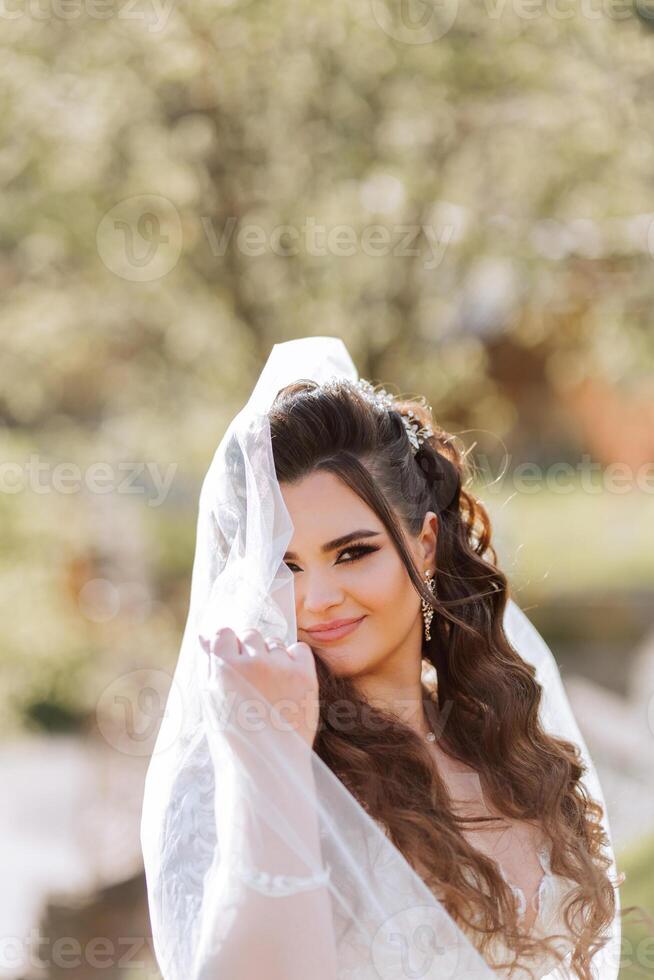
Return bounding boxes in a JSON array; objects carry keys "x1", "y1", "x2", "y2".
[{"x1": 199, "y1": 627, "x2": 320, "y2": 750}]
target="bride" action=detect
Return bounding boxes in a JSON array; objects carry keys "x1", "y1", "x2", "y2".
[{"x1": 140, "y1": 337, "x2": 624, "y2": 980}]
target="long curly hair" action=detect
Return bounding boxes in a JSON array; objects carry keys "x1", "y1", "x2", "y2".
[{"x1": 268, "y1": 376, "x2": 625, "y2": 979}]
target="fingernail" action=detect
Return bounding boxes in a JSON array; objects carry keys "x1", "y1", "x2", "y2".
[{"x1": 211, "y1": 627, "x2": 230, "y2": 655}]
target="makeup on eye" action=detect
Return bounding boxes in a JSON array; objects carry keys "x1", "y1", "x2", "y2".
[{"x1": 284, "y1": 542, "x2": 380, "y2": 573}]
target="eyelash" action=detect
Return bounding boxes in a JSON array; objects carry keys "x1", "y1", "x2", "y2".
[{"x1": 286, "y1": 544, "x2": 379, "y2": 573}]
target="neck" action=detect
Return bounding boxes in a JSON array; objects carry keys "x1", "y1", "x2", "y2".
[{"x1": 351, "y1": 631, "x2": 438, "y2": 741}]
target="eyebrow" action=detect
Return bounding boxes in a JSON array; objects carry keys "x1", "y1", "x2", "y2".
[{"x1": 283, "y1": 529, "x2": 381, "y2": 562}]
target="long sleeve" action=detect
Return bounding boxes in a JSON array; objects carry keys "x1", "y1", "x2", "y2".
[{"x1": 194, "y1": 688, "x2": 339, "y2": 980}]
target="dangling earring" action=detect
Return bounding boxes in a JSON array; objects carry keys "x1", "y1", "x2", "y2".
[{"x1": 421, "y1": 569, "x2": 437, "y2": 642}]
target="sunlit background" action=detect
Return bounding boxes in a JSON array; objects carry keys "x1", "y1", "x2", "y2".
[{"x1": 1, "y1": 0, "x2": 654, "y2": 976}]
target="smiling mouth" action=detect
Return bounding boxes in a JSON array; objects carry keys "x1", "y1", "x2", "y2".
[{"x1": 305, "y1": 616, "x2": 366, "y2": 642}]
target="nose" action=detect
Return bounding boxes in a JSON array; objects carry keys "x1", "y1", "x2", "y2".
[{"x1": 299, "y1": 570, "x2": 345, "y2": 615}]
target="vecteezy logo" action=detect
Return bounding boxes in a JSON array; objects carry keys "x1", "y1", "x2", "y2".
[
  {"x1": 96, "y1": 668, "x2": 183, "y2": 756},
  {"x1": 96, "y1": 194, "x2": 183, "y2": 281},
  {"x1": 371, "y1": 904, "x2": 461, "y2": 978},
  {"x1": 370, "y1": 0, "x2": 459, "y2": 44}
]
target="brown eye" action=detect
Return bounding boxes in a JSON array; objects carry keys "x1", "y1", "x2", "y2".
[
  {"x1": 336, "y1": 544, "x2": 379, "y2": 565},
  {"x1": 285, "y1": 544, "x2": 379, "y2": 573}
]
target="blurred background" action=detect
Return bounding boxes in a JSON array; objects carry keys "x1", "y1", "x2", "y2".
[{"x1": 1, "y1": 0, "x2": 653, "y2": 976}]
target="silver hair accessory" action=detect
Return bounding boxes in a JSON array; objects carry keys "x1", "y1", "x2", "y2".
[{"x1": 323, "y1": 376, "x2": 434, "y2": 455}]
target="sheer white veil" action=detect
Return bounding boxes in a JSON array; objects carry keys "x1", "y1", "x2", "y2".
[{"x1": 140, "y1": 336, "x2": 621, "y2": 980}]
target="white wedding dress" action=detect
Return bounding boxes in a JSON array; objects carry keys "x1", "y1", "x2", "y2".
[
  {"x1": 471, "y1": 839, "x2": 580, "y2": 979},
  {"x1": 366, "y1": 808, "x2": 578, "y2": 980}
]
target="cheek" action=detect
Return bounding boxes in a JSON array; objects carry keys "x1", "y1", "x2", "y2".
[{"x1": 357, "y1": 552, "x2": 419, "y2": 625}]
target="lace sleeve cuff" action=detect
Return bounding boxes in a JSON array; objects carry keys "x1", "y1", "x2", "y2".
[{"x1": 232, "y1": 862, "x2": 332, "y2": 897}]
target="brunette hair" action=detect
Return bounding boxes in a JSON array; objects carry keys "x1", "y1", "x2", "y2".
[{"x1": 268, "y1": 377, "x2": 626, "y2": 978}]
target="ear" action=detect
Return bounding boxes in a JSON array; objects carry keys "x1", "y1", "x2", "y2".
[{"x1": 419, "y1": 511, "x2": 438, "y2": 573}]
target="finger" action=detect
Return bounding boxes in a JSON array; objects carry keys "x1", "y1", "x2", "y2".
[
  {"x1": 287, "y1": 641, "x2": 313, "y2": 662},
  {"x1": 240, "y1": 627, "x2": 268, "y2": 658},
  {"x1": 210, "y1": 627, "x2": 241, "y2": 657},
  {"x1": 265, "y1": 636, "x2": 290, "y2": 657}
]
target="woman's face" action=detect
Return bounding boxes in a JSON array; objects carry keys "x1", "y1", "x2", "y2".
[{"x1": 280, "y1": 470, "x2": 437, "y2": 680}]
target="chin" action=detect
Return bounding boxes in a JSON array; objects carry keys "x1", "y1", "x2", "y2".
[{"x1": 313, "y1": 647, "x2": 372, "y2": 680}]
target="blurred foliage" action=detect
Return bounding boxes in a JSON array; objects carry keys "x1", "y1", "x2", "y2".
[
  {"x1": 482, "y1": 478, "x2": 654, "y2": 594},
  {"x1": 618, "y1": 833, "x2": 654, "y2": 978},
  {"x1": 2, "y1": 0, "x2": 654, "y2": 445},
  {"x1": 1, "y1": 0, "x2": 654, "y2": 736}
]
